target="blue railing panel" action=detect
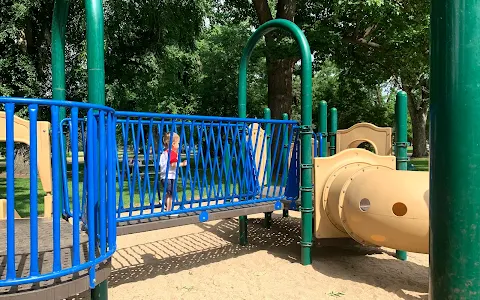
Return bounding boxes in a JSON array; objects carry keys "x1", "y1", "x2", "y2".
[
  {"x1": 114, "y1": 111, "x2": 299, "y2": 222},
  {"x1": 0, "y1": 97, "x2": 116, "y2": 290}
]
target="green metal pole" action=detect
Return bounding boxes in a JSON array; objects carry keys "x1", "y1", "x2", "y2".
[
  {"x1": 264, "y1": 108, "x2": 272, "y2": 228},
  {"x1": 329, "y1": 108, "x2": 337, "y2": 156},
  {"x1": 318, "y1": 101, "x2": 327, "y2": 157},
  {"x1": 394, "y1": 91, "x2": 408, "y2": 261},
  {"x1": 282, "y1": 113, "x2": 289, "y2": 218},
  {"x1": 51, "y1": 0, "x2": 69, "y2": 104},
  {"x1": 91, "y1": 281, "x2": 108, "y2": 300},
  {"x1": 430, "y1": 0, "x2": 480, "y2": 297},
  {"x1": 85, "y1": 0, "x2": 106, "y2": 106},
  {"x1": 238, "y1": 19, "x2": 312, "y2": 264},
  {"x1": 51, "y1": 0, "x2": 69, "y2": 218},
  {"x1": 85, "y1": 0, "x2": 107, "y2": 298}
]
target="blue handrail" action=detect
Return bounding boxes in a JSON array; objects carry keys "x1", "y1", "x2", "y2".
[
  {"x1": 0, "y1": 97, "x2": 116, "y2": 289},
  {"x1": 114, "y1": 111, "x2": 299, "y2": 222}
]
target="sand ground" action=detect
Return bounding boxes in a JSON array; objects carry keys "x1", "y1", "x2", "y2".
[{"x1": 80, "y1": 211, "x2": 429, "y2": 300}]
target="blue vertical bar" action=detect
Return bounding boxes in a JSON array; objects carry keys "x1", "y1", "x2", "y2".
[
  {"x1": 268, "y1": 124, "x2": 281, "y2": 196},
  {"x1": 99, "y1": 111, "x2": 106, "y2": 254},
  {"x1": 280, "y1": 124, "x2": 295, "y2": 196},
  {"x1": 188, "y1": 122, "x2": 197, "y2": 207},
  {"x1": 5, "y1": 103, "x2": 15, "y2": 280},
  {"x1": 81, "y1": 120, "x2": 88, "y2": 217},
  {"x1": 138, "y1": 122, "x2": 147, "y2": 214},
  {"x1": 51, "y1": 105, "x2": 62, "y2": 271},
  {"x1": 59, "y1": 121, "x2": 71, "y2": 216},
  {"x1": 318, "y1": 135, "x2": 323, "y2": 157},
  {"x1": 282, "y1": 114, "x2": 289, "y2": 187},
  {"x1": 273, "y1": 124, "x2": 286, "y2": 196},
  {"x1": 92, "y1": 117, "x2": 99, "y2": 233},
  {"x1": 107, "y1": 113, "x2": 116, "y2": 248},
  {"x1": 71, "y1": 107, "x2": 80, "y2": 266},
  {"x1": 87, "y1": 109, "x2": 96, "y2": 285},
  {"x1": 29, "y1": 104, "x2": 39, "y2": 276},
  {"x1": 143, "y1": 121, "x2": 153, "y2": 209}
]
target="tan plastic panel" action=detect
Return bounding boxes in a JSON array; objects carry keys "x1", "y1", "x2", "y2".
[
  {"x1": 314, "y1": 148, "x2": 396, "y2": 239},
  {"x1": 248, "y1": 124, "x2": 267, "y2": 185},
  {"x1": 323, "y1": 162, "x2": 368, "y2": 233},
  {"x1": 0, "y1": 199, "x2": 21, "y2": 219},
  {"x1": 341, "y1": 168, "x2": 429, "y2": 253},
  {"x1": 336, "y1": 122, "x2": 393, "y2": 155},
  {"x1": 0, "y1": 112, "x2": 52, "y2": 218}
]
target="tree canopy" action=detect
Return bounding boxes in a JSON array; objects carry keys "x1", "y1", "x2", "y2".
[{"x1": 0, "y1": 0, "x2": 430, "y2": 157}]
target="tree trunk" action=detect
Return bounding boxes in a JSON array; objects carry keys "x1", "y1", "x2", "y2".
[
  {"x1": 406, "y1": 91, "x2": 429, "y2": 158},
  {"x1": 252, "y1": 0, "x2": 297, "y2": 120},
  {"x1": 267, "y1": 57, "x2": 295, "y2": 119},
  {"x1": 14, "y1": 144, "x2": 30, "y2": 176}
]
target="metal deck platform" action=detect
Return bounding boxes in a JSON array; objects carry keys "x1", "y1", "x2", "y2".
[
  {"x1": 117, "y1": 202, "x2": 278, "y2": 236},
  {"x1": 0, "y1": 219, "x2": 111, "y2": 300}
]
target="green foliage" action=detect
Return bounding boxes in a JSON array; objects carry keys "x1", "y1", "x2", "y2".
[
  {"x1": 0, "y1": 0, "x2": 53, "y2": 98},
  {"x1": 0, "y1": 0, "x2": 428, "y2": 151},
  {"x1": 195, "y1": 22, "x2": 267, "y2": 118}
]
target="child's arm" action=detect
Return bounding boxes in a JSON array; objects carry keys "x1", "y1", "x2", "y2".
[
  {"x1": 168, "y1": 151, "x2": 187, "y2": 168},
  {"x1": 170, "y1": 161, "x2": 187, "y2": 168}
]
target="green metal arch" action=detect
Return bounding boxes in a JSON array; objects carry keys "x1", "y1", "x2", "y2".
[
  {"x1": 237, "y1": 19, "x2": 314, "y2": 265},
  {"x1": 237, "y1": 19, "x2": 312, "y2": 121}
]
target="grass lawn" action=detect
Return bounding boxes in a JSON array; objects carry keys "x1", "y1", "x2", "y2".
[
  {"x1": 410, "y1": 157, "x2": 429, "y2": 171},
  {"x1": 0, "y1": 155, "x2": 277, "y2": 217},
  {"x1": 2, "y1": 149, "x2": 426, "y2": 217}
]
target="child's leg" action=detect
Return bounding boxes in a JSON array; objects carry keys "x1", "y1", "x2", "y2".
[
  {"x1": 166, "y1": 195, "x2": 173, "y2": 211},
  {"x1": 166, "y1": 179, "x2": 174, "y2": 211},
  {"x1": 157, "y1": 179, "x2": 162, "y2": 202}
]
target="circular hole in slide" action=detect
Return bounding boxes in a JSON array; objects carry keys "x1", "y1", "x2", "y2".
[
  {"x1": 359, "y1": 198, "x2": 370, "y2": 212},
  {"x1": 392, "y1": 202, "x2": 407, "y2": 216}
]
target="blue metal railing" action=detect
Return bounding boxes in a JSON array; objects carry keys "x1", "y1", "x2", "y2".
[
  {"x1": 59, "y1": 117, "x2": 88, "y2": 219},
  {"x1": 0, "y1": 97, "x2": 117, "y2": 289},
  {"x1": 313, "y1": 132, "x2": 325, "y2": 158},
  {"x1": 114, "y1": 111, "x2": 299, "y2": 222}
]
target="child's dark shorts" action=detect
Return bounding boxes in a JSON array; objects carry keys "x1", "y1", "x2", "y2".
[{"x1": 159, "y1": 179, "x2": 174, "y2": 197}]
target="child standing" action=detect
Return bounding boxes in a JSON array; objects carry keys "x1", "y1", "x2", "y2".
[{"x1": 158, "y1": 132, "x2": 187, "y2": 211}]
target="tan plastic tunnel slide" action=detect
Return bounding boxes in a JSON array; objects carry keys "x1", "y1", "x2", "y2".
[
  {"x1": 0, "y1": 111, "x2": 52, "y2": 218},
  {"x1": 314, "y1": 148, "x2": 429, "y2": 254}
]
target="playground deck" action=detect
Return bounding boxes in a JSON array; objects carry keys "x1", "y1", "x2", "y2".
[
  {"x1": 117, "y1": 201, "x2": 277, "y2": 236},
  {"x1": 0, "y1": 219, "x2": 111, "y2": 300}
]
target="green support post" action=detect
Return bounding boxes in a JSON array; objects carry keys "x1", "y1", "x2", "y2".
[
  {"x1": 282, "y1": 113, "x2": 289, "y2": 218},
  {"x1": 238, "y1": 19, "x2": 312, "y2": 264},
  {"x1": 318, "y1": 101, "x2": 327, "y2": 157},
  {"x1": 91, "y1": 280, "x2": 108, "y2": 300},
  {"x1": 85, "y1": 0, "x2": 106, "y2": 107},
  {"x1": 264, "y1": 108, "x2": 272, "y2": 228},
  {"x1": 430, "y1": 1, "x2": 480, "y2": 297},
  {"x1": 85, "y1": 0, "x2": 108, "y2": 298},
  {"x1": 329, "y1": 108, "x2": 337, "y2": 156},
  {"x1": 51, "y1": 0, "x2": 69, "y2": 218},
  {"x1": 394, "y1": 91, "x2": 408, "y2": 261}
]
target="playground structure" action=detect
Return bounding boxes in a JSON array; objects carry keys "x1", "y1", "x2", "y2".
[
  {"x1": 0, "y1": 99, "x2": 117, "y2": 300},
  {"x1": 313, "y1": 149, "x2": 429, "y2": 253},
  {"x1": 0, "y1": 112, "x2": 53, "y2": 219},
  {"x1": 335, "y1": 122, "x2": 393, "y2": 155},
  {"x1": 0, "y1": 1, "x2": 479, "y2": 299}
]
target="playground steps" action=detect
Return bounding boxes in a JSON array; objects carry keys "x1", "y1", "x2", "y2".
[
  {"x1": 0, "y1": 218, "x2": 111, "y2": 300},
  {"x1": 116, "y1": 201, "x2": 277, "y2": 236}
]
